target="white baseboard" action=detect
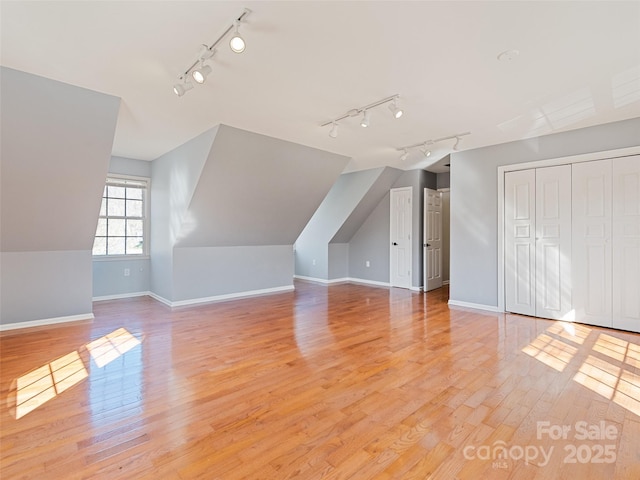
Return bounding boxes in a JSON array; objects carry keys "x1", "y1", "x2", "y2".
[
  {"x1": 443, "y1": 280, "x2": 450, "y2": 285},
  {"x1": 149, "y1": 285, "x2": 295, "y2": 308},
  {"x1": 295, "y1": 275, "x2": 392, "y2": 288},
  {"x1": 0, "y1": 313, "x2": 94, "y2": 332},
  {"x1": 346, "y1": 277, "x2": 392, "y2": 288},
  {"x1": 93, "y1": 291, "x2": 151, "y2": 302},
  {"x1": 147, "y1": 291, "x2": 173, "y2": 307},
  {"x1": 294, "y1": 275, "x2": 338, "y2": 284},
  {"x1": 448, "y1": 300, "x2": 500, "y2": 313}
]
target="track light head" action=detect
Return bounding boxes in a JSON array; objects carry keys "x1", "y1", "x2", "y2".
[
  {"x1": 388, "y1": 99, "x2": 403, "y2": 119},
  {"x1": 192, "y1": 61, "x2": 212, "y2": 84},
  {"x1": 173, "y1": 77, "x2": 195, "y2": 97},
  {"x1": 360, "y1": 110, "x2": 371, "y2": 128},
  {"x1": 400, "y1": 149, "x2": 409, "y2": 161},
  {"x1": 420, "y1": 143, "x2": 432, "y2": 158},
  {"x1": 230, "y1": 21, "x2": 246, "y2": 53},
  {"x1": 329, "y1": 122, "x2": 339, "y2": 138}
]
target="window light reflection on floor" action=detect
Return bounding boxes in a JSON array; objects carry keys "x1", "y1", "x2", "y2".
[
  {"x1": 546, "y1": 321, "x2": 591, "y2": 345},
  {"x1": 522, "y1": 333, "x2": 578, "y2": 372},
  {"x1": 13, "y1": 351, "x2": 88, "y2": 419},
  {"x1": 523, "y1": 322, "x2": 640, "y2": 418},
  {"x1": 85, "y1": 327, "x2": 141, "y2": 368},
  {"x1": 573, "y1": 333, "x2": 640, "y2": 417},
  {"x1": 10, "y1": 328, "x2": 141, "y2": 420}
]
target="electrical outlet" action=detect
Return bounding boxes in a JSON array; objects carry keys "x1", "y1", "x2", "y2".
[
  {"x1": 366, "y1": 260, "x2": 370, "y2": 267},
  {"x1": 124, "y1": 268, "x2": 130, "y2": 277}
]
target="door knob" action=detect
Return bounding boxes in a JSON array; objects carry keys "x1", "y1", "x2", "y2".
[
  {"x1": 427, "y1": 243, "x2": 431, "y2": 247},
  {"x1": 392, "y1": 242, "x2": 398, "y2": 246}
]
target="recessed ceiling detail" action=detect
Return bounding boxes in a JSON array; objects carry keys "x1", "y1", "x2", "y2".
[{"x1": 497, "y1": 49, "x2": 520, "y2": 62}]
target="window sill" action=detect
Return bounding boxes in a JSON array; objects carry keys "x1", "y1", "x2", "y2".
[{"x1": 92, "y1": 255, "x2": 150, "y2": 262}]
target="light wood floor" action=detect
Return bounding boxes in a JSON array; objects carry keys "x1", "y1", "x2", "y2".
[{"x1": 1, "y1": 281, "x2": 639, "y2": 479}]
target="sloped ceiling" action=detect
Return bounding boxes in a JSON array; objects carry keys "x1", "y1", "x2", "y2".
[
  {"x1": 2, "y1": 2, "x2": 638, "y2": 174},
  {"x1": 298, "y1": 167, "x2": 397, "y2": 248},
  {"x1": 331, "y1": 167, "x2": 403, "y2": 243},
  {"x1": 174, "y1": 125, "x2": 349, "y2": 247},
  {"x1": 0, "y1": 67, "x2": 120, "y2": 252}
]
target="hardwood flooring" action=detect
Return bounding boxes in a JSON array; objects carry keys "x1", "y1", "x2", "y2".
[{"x1": 1, "y1": 281, "x2": 639, "y2": 479}]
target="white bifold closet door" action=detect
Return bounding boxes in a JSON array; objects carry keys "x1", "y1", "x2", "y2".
[
  {"x1": 573, "y1": 156, "x2": 640, "y2": 332},
  {"x1": 572, "y1": 159, "x2": 613, "y2": 328},
  {"x1": 505, "y1": 169, "x2": 536, "y2": 316},
  {"x1": 505, "y1": 165, "x2": 572, "y2": 320},
  {"x1": 612, "y1": 156, "x2": 640, "y2": 332}
]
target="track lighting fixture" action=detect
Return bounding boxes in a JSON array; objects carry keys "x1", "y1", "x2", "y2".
[
  {"x1": 397, "y1": 132, "x2": 471, "y2": 161},
  {"x1": 173, "y1": 8, "x2": 251, "y2": 96},
  {"x1": 420, "y1": 144, "x2": 432, "y2": 159},
  {"x1": 329, "y1": 122, "x2": 339, "y2": 138},
  {"x1": 229, "y1": 20, "x2": 246, "y2": 53},
  {"x1": 388, "y1": 99, "x2": 403, "y2": 119},
  {"x1": 192, "y1": 60, "x2": 213, "y2": 84},
  {"x1": 173, "y1": 77, "x2": 194, "y2": 97},
  {"x1": 320, "y1": 94, "x2": 402, "y2": 136},
  {"x1": 360, "y1": 110, "x2": 371, "y2": 128}
]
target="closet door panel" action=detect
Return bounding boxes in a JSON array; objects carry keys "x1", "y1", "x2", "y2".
[
  {"x1": 505, "y1": 170, "x2": 536, "y2": 316},
  {"x1": 613, "y1": 156, "x2": 640, "y2": 332},
  {"x1": 572, "y1": 159, "x2": 612, "y2": 327},
  {"x1": 535, "y1": 165, "x2": 572, "y2": 320}
]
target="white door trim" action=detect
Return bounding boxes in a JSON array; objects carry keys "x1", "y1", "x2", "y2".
[{"x1": 497, "y1": 146, "x2": 640, "y2": 313}]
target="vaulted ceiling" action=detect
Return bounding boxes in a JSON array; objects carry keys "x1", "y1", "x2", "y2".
[{"x1": 2, "y1": 1, "x2": 639, "y2": 173}]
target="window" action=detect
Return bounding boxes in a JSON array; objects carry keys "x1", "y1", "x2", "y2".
[{"x1": 92, "y1": 176, "x2": 149, "y2": 257}]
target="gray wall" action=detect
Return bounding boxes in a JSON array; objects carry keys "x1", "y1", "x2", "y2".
[
  {"x1": 151, "y1": 125, "x2": 347, "y2": 303},
  {"x1": 346, "y1": 169, "x2": 435, "y2": 288},
  {"x1": 2, "y1": 251, "x2": 93, "y2": 323},
  {"x1": 109, "y1": 156, "x2": 152, "y2": 177},
  {"x1": 1, "y1": 68, "x2": 119, "y2": 325},
  {"x1": 295, "y1": 168, "x2": 388, "y2": 280},
  {"x1": 348, "y1": 191, "x2": 392, "y2": 282},
  {"x1": 150, "y1": 128, "x2": 217, "y2": 301},
  {"x1": 175, "y1": 125, "x2": 349, "y2": 248},
  {"x1": 437, "y1": 171, "x2": 450, "y2": 189},
  {"x1": 328, "y1": 244, "x2": 349, "y2": 279},
  {"x1": 450, "y1": 116, "x2": 640, "y2": 308},
  {"x1": 92, "y1": 156, "x2": 152, "y2": 298},
  {"x1": 172, "y1": 246, "x2": 294, "y2": 301},
  {"x1": 93, "y1": 257, "x2": 150, "y2": 298}
]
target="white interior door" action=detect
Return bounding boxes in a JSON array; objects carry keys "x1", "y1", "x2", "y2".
[
  {"x1": 572, "y1": 159, "x2": 613, "y2": 327},
  {"x1": 390, "y1": 187, "x2": 412, "y2": 289},
  {"x1": 613, "y1": 155, "x2": 640, "y2": 332},
  {"x1": 535, "y1": 165, "x2": 572, "y2": 320},
  {"x1": 505, "y1": 170, "x2": 536, "y2": 316},
  {"x1": 424, "y1": 188, "x2": 443, "y2": 291}
]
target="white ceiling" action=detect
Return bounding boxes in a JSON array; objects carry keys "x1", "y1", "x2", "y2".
[{"x1": 2, "y1": 1, "x2": 639, "y2": 173}]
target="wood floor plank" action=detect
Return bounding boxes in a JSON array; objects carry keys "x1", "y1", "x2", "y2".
[{"x1": 2, "y1": 281, "x2": 640, "y2": 479}]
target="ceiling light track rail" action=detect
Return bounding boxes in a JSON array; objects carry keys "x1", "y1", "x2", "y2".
[
  {"x1": 173, "y1": 7, "x2": 251, "y2": 96},
  {"x1": 320, "y1": 95, "x2": 401, "y2": 127},
  {"x1": 397, "y1": 131, "x2": 471, "y2": 160},
  {"x1": 321, "y1": 95, "x2": 403, "y2": 136}
]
